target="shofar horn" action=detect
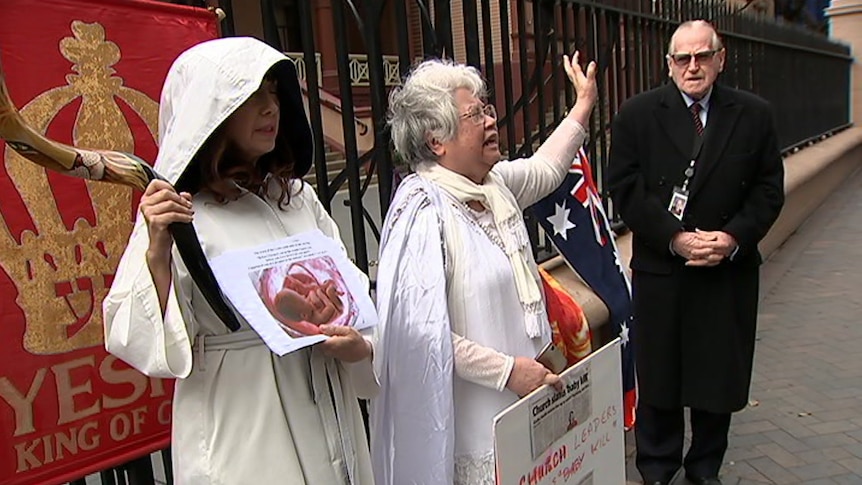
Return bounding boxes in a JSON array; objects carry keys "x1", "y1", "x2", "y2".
[
  {"x1": 0, "y1": 60, "x2": 156, "y2": 190},
  {"x1": 0, "y1": 56, "x2": 241, "y2": 332}
]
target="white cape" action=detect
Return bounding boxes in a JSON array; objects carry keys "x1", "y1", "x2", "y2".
[{"x1": 371, "y1": 176, "x2": 455, "y2": 484}]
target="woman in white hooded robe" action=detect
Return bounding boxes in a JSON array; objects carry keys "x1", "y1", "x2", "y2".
[{"x1": 103, "y1": 37, "x2": 376, "y2": 484}]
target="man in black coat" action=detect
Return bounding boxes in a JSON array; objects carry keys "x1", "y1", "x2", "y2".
[{"x1": 607, "y1": 20, "x2": 784, "y2": 485}]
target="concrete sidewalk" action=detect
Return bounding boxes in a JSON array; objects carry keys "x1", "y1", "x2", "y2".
[{"x1": 626, "y1": 165, "x2": 862, "y2": 484}]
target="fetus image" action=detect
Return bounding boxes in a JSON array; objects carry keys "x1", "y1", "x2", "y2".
[{"x1": 253, "y1": 257, "x2": 355, "y2": 337}]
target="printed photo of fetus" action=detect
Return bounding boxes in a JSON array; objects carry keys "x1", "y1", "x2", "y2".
[{"x1": 251, "y1": 256, "x2": 357, "y2": 337}]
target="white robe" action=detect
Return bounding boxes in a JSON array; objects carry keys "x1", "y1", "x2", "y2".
[
  {"x1": 104, "y1": 184, "x2": 377, "y2": 484},
  {"x1": 102, "y1": 38, "x2": 377, "y2": 485},
  {"x1": 371, "y1": 119, "x2": 587, "y2": 485}
]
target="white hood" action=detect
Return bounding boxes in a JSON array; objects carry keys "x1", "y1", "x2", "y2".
[{"x1": 153, "y1": 37, "x2": 313, "y2": 186}]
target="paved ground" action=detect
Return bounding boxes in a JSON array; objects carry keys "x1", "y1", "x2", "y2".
[{"x1": 626, "y1": 165, "x2": 862, "y2": 484}]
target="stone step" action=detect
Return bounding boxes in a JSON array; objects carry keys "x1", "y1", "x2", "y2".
[{"x1": 325, "y1": 150, "x2": 343, "y2": 162}]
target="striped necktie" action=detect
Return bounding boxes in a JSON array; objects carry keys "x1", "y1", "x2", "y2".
[{"x1": 690, "y1": 102, "x2": 704, "y2": 136}]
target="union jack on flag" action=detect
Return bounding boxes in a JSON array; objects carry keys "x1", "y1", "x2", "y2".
[
  {"x1": 569, "y1": 145, "x2": 609, "y2": 247},
  {"x1": 531, "y1": 146, "x2": 638, "y2": 429}
]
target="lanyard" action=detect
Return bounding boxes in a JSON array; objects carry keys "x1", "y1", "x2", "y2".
[{"x1": 679, "y1": 133, "x2": 704, "y2": 193}]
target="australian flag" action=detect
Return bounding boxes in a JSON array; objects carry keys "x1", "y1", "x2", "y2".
[{"x1": 532, "y1": 147, "x2": 637, "y2": 429}]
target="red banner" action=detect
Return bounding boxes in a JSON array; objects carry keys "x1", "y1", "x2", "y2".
[{"x1": 0, "y1": 1, "x2": 217, "y2": 483}]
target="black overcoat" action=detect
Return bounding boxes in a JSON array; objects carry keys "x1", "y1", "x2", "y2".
[{"x1": 608, "y1": 82, "x2": 785, "y2": 413}]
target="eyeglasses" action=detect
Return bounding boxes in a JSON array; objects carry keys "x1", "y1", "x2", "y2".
[
  {"x1": 666, "y1": 49, "x2": 721, "y2": 67},
  {"x1": 460, "y1": 104, "x2": 497, "y2": 125}
]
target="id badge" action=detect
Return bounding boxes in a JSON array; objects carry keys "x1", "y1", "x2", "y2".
[{"x1": 668, "y1": 186, "x2": 689, "y2": 220}]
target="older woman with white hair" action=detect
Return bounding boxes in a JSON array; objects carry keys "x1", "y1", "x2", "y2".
[{"x1": 371, "y1": 54, "x2": 597, "y2": 485}]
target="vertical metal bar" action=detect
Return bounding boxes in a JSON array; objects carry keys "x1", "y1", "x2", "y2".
[
  {"x1": 798, "y1": 50, "x2": 809, "y2": 141},
  {"x1": 162, "y1": 447, "x2": 173, "y2": 485},
  {"x1": 634, "y1": 15, "x2": 645, "y2": 93},
  {"x1": 619, "y1": 11, "x2": 628, "y2": 105},
  {"x1": 124, "y1": 456, "x2": 155, "y2": 485},
  {"x1": 515, "y1": 0, "x2": 532, "y2": 156},
  {"x1": 649, "y1": 4, "x2": 656, "y2": 89},
  {"x1": 592, "y1": 8, "x2": 611, "y2": 200},
  {"x1": 804, "y1": 49, "x2": 808, "y2": 139},
  {"x1": 549, "y1": 2, "x2": 561, "y2": 125},
  {"x1": 582, "y1": 6, "x2": 596, "y2": 158},
  {"x1": 561, "y1": 3, "x2": 574, "y2": 109},
  {"x1": 532, "y1": 0, "x2": 546, "y2": 142},
  {"x1": 716, "y1": 3, "x2": 724, "y2": 34},
  {"x1": 260, "y1": 0, "x2": 283, "y2": 50},
  {"x1": 612, "y1": 11, "x2": 624, "y2": 123},
  {"x1": 297, "y1": 0, "x2": 330, "y2": 209},
  {"x1": 218, "y1": 0, "x2": 236, "y2": 36},
  {"x1": 843, "y1": 55, "x2": 852, "y2": 126},
  {"x1": 623, "y1": 13, "x2": 635, "y2": 102},
  {"x1": 434, "y1": 0, "x2": 454, "y2": 57},
  {"x1": 656, "y1": 13, "x2": 667, "y2": 87},
  {"x1": 653, "y1": 9, "x2": 662, "y2": 89},
  {"x1": 480, "y1": 0, "x2": 497, "y2": 108},
  {"x1": 498, "y1": 0, "x2": 517, "y2": 156},
  {"x1": 515, "y1": 0, "x2": 537, "y2": 249},
  {"x1": 416, "y1": 0, "x2": 439, "y2": 58},
  {"x1": 331, "y1": 0, "x2": 369, "y2": 272},
  {"x1": 363, "y1": 1, "x2": 395, "y2": 213},
  {"x1": 394, "y1": 0, "x2": 412, "y2": 77},
  {"x1": 99, "y1": 470, "x2": 117, "y2": 485},
  {"x1": 461, "y1": 0, "x2": 482, "y2": 67}
]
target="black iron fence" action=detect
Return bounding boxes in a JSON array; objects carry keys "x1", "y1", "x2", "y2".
[
  {"x1": 256, "y1": 0, "x2": 851, "y2": 274},
  {"x1": 73, "y1": 0, "x2": 851, "y2": 483}
]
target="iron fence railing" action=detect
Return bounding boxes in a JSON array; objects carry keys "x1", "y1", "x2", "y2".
[{"x1": 72, "y1": 0, "x2": 851, "y2": 483}]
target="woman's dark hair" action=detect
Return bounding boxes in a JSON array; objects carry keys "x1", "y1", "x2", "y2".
[
  {"x1": 177, "y1": 127, "x2": 299, "y2": 208},
  {"x1": 175, "y1": 74, "x2": 303, "y2": 208}
]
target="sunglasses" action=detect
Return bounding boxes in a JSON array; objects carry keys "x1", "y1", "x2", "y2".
[
  {"x1": 666, "y1": 49, "x2": 721, "y2": 66},
  {"x1": 460, "y1": 104, "x2": 498, "y2": 125}
]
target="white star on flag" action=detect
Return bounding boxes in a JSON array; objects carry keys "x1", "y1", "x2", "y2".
[
  {"x1": 620, "y1": 321, "x2": 630, "y2": 347},
  {"x1": 547, "y1": 202, "x2": 576, "y2": 240}
]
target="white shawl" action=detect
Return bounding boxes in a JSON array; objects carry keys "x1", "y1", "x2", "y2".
[{"x1": 415, "y1": 163, "x2": 545, "y2": 338}]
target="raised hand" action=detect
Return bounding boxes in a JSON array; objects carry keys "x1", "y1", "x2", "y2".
[{"x1": 562, "y1": 51, "x2": 598, "y2": 110}]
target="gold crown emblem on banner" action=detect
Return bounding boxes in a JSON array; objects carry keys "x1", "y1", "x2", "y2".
[{"x1": 1, "y1": 21, "x2": 158, "y2": 354}]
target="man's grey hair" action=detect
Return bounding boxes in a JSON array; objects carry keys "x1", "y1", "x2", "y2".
[
  {"x1": 388, "y1": 59, "x2": 487, "y2": 168},
  {"x1": 667, "y1": 20, "x2": 724, "y2": 54}
]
